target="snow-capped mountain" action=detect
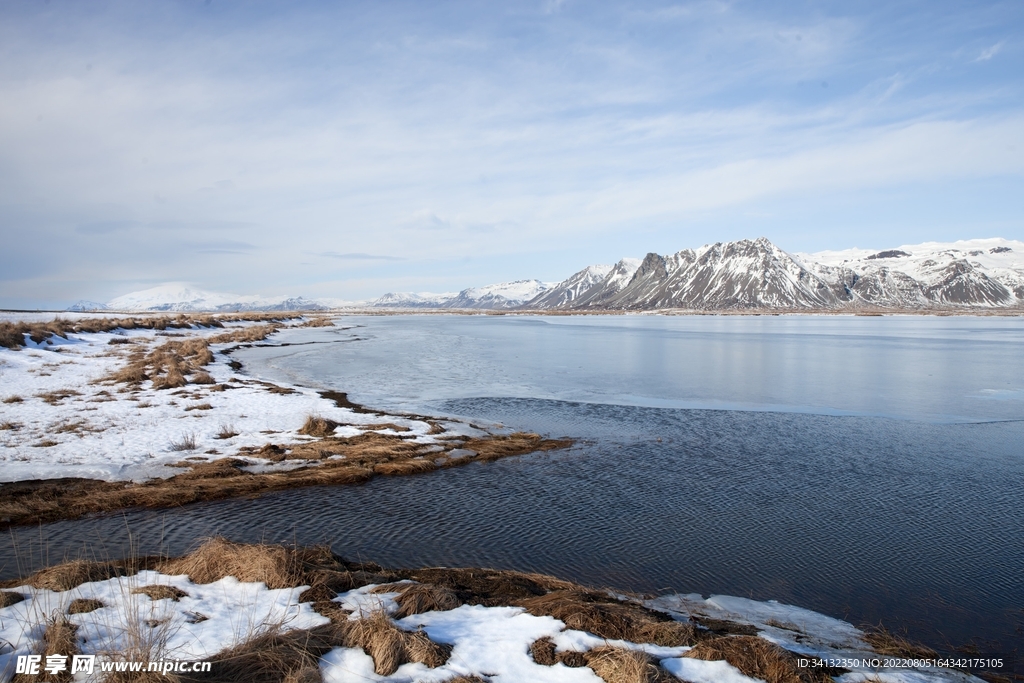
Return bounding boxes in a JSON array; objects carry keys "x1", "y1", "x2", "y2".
[
  {"x1": 525, "y1": 237, "x2": 1024, "y2": 311},
  {"x1": 101, "y1": 284, "x2": 335, "y2": 312},
  {"x1": 374, "y1": 280, "x2": 553, "y2": 309},
  {"x1": 795, "y1": 238, "x2": 1024, "y2": 308}
]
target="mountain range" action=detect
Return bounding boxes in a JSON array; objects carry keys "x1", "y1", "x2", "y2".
[
  {"x1": 70, "y1": 238, "x2": 1024, "y2": 313},
  {"x1": 377, "y1": 237, "x2": 1024, "y2": 311}
]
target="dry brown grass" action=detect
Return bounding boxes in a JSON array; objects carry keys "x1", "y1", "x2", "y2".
[
  {"x1": 169, "y1": 432, "x2": 198, "y2": 451},
  {"x1": 2, "y1": 395, "x2": 23, "y2": 403},
  {"x1": 398, "y1": 566, "x2": 576, "y2": 607},
  {"x1": 374, "y1": 458, "x2": 437, "y2": 476},
  {"x1": 67, "y1": 597, "x2": 104, "y2": 614},
  {"x1": 35, "y1": 389, "x2": 82, "y2": 405},
  {"x1": 217, "y1": 424, "x2": 239, "y2": 439},
  {"x1": 347, "y1": 610, "x2": 452, "y2": 675},
  {"x1": 685, "y1": 635, "x2": 835, "y2": 683},
  {"x1": 0, "y1": 432, "x2": 570, "y2": 527},
  {"x1": 298, "y1": 415, "x2": 340, "y2": 437},
  {"x1": 132, "y1": 585, "x2": 189, "y2": 601},
  {"x1": 518, "y1": 590, "x2": 701, "y2": 646},
  {"x1": 178, "y1": 624, "x2": 344, "y2": 683},
  {"x1": 12, "y1": 614, "x2": 80, "y2": 683},
  {"x1": 298, "y1": 317, "x2": 335, "y2": 328},
  {"x1": 24, "y1": 559, "x2": 128, "y2": 591},
  {"x1": 184, "y1": 403, "x2": 213, "y2": 411},
  {"x1": 2, "y1": 313, "x2": 302, "y2": 351},
  {"x1": 371, "y1": 581, "x2": 460, "y2": 618},
  {"x1": 0, "y1": 421, "x2": 20, "y2": 430},
  {"x1": 0, "y1": 590, "x2": 24, "y2": 607},
  {"x1": 584, "y1": 646, "x2": 675, "y2": 683},
  {"x1": 531, "y1": 636, "x2": 558, "y2": 665},
  {"x1": 191, "y1": 370, "x2": 215, "y2": 384},
  {"x1": 862, "y1": 623, "x2": 937, "y2": 659},
  {"x1": 160, "y1": 538, "x2": 300, "y2": 589}
]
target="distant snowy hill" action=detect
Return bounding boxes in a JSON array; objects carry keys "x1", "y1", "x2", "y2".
[
  {"x1": 374, "y1": 279, "x2": 553, "y2": 309},
  {"x1": 373, "y1": 291, "x2": 459, "y2": 308},
  {"x1": 524, "y1": 237, "x2": 1024, "y2": 311},
  {"x1": 66, "y1": 300, "x2": 109, "y2": 312},
  {"x1": 100, "y1": 283, "x2": 341, "y2": 312}
]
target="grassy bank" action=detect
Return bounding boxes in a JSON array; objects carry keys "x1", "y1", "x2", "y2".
[{"x1": 0, "y1": 313, "x2": 572, "y2": 527}]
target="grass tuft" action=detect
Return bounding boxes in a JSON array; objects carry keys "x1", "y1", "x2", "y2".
[
  {"x1": 584, "y1": 646, "x2": 675, "y2": 683},
  {"x1": 519, "y1": 589, "x2": 700, "y2": 646},
  {"x1": 216, "y1": 424, "x2": 239, "y2": 439},
  {"x1": 371, "y1": 582, "x2": 460, "y2": 618},
  {"x1": 862, "y1": 623, "x2": 937, "y2": 659},
  {"x1": 170, "y1": 432, "x2": 198, "y2": 452},
  {"x1": 132, "y1": 585, "x2": 189, "y2": 602},
  {"x1": 0, "y1": 590, "x2": 25, "y2": 607},
  {"x1": 159, "y1": 537, "x2": 300, "y2": 589},
  {"x1": 685, "y1": 635, "x2": 834, "y2": 683},
  {"x1": 68, "y1": 597, "x2": 105, "y2": 614},
  {"x1": 298, "y1": 415, "x2": 339, "y2": 438},
  {"x1": 2, "y1": 395, "x2": 23, "y2": 403},
  {"x1": 347, "y1": 610, "x2": 451, "y2": 676}
]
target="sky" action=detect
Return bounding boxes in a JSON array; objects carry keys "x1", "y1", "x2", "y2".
[{"x1": 1, "y1": 0, "x2": 1022, "y2": 308}]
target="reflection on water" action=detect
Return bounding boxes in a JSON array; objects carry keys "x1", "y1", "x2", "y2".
[{"x1": 3, "y1": 315, "x2": 1023, "y2": 652}]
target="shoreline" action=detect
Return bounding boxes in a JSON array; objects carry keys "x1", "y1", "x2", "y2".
[
  {"x1": 0, "y1": 539, "x2": 986, "y2": 683},
  {"x1": 0, "y1": 313, "x2": 570, "y2": 527}
]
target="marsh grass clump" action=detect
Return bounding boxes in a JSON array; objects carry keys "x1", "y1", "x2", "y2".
[
  {"x1": 530, "y1": 636, "x2": 558, "y2": 665},
  {"x1": 24, "y1": 559, "x2": 127, "y2": 591},
  {"x1": 35, "y1": 389, "x2": 82, "y2": 405},
  {"x1": 370, "y1": 582, "x2": 460, "y2": 618},
  {"x1": 584, "y1": 646, "x2": 675, "y2": 683},
  {"x1": 1, "y1": 421, "x2": 21, "y2": 431},
  {"x1": 132, "y1": 585, "x2": 188, "y2": 602},
  {"x1": 24, "y1": 615, "x2": 80, "y2": 683},
  {"x1": 169, "y1": 432, "x2": 198, "y2": 452},
  {"x1": 0, "y1": 590, "x2": 24, "y2": 607},
  {"x1": 216, "y1": 424, "x2": 239, "y2": 439},
  {"x1": 518, "y1": 589, "x2": 700, "y2": 646},
  {"x1": 298, "y1": 415, "x2": 339, "y2": 438},
  {"x1": 347, "y1": 610, "x2": 451, "y2": 676},
  {"x1": 298, "y1": 317, "x2": 335, "y2": 328},
  {"x1": 67, "y1": 597, "x2": 105, "y2": 614},
  {"x1": 685, "y1": 635, "x2": 834, "y2": 683},
  {"x1": 3, "y1": 395, "x2": 23, "y2": 403},
  {"x1": 159, "y1": 537, "x2": 300, "y2": 589},
  {"x1": 862, "y1": 623, "x2": 937, "y2": 659},
  {"x1": 180, "y1": 625, "x2": 343, "y2": 683}
]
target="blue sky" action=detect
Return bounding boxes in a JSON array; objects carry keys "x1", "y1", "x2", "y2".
[{"x1": 1, "y1": 0, "x2": 1022, "y2": 307}]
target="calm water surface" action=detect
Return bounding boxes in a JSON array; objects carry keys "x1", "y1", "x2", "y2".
[{"x1": 3, "y1": 315, "x2": 1022, "y2": 651}]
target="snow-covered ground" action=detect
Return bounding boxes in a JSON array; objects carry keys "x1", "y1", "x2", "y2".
[
  {"x1": 0, "y1": 574, "x2": 986, "y2": 683},
  {"x1": 0, "y1": 316, "x2": 473, "y2": 483}
]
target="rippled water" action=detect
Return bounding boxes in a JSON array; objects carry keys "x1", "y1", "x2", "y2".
[{"x1": 3, "y1": 315, "x2": 1023, "y2": 651}]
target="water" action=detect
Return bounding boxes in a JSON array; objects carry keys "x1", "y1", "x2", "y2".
[{"x1": 3, "y1": 315, "x2": 1023, "y2": 651}]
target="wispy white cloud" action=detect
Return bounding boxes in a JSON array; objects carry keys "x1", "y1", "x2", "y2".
[{"x1": 975, "y1": 40, "x2": 1004, "y2": 61}]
